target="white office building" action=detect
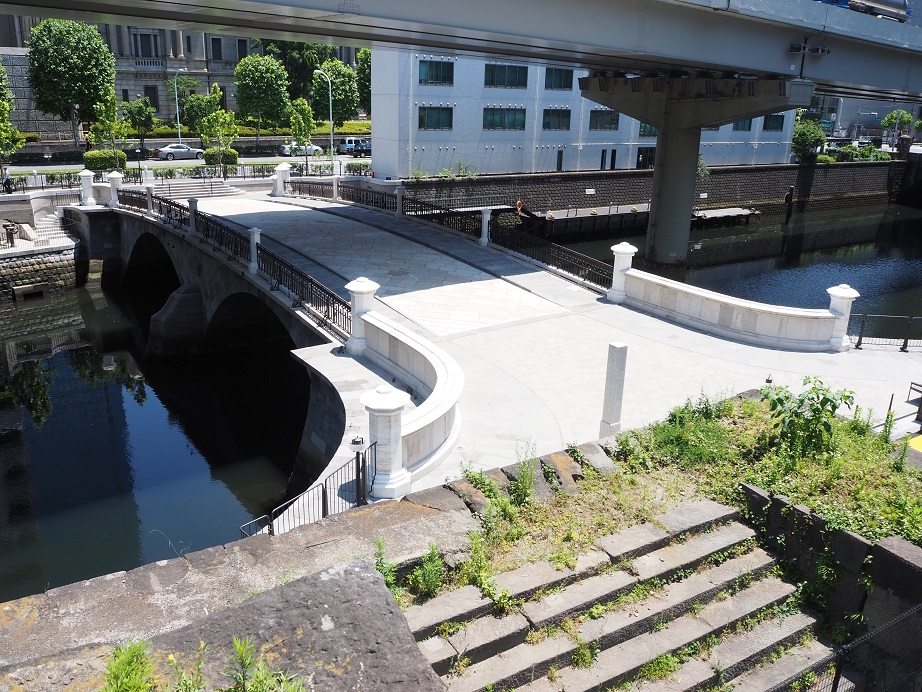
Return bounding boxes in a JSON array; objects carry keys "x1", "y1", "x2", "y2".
[{"x1": 372, "y1": 48, "x2": 796, "y2": 181}]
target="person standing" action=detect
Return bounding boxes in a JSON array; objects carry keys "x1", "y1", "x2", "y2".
[{"x1": 2, "y1": 167, "x2": 12, "y2": 194}]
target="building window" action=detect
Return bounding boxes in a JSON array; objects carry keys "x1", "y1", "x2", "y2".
[
  {"x1": 484, "y1": 64, "x2": 527, "y2": 88},
  {"x1": 419, "y1": 60, "x2": 454, "y2": 86},
  {"x1": 542, "y1": 109, "x2": 571, "y2": 130},
  {"x1": 185, "y1": 35, "x2": 192, "y2": 56},
  {"x1": 733, "y1": 119, "x2": 753, "y2": 131},
  {"x1": 589, "y1": 110, "x2": 619, "y2": 130},
  {"x1": 418, "y1": 106, "x2": 453, "y2": 130},
  {"x1": 237, "y1": 39, "x2": 248, "y2": 60},
  {"x1": 483, "y1": 107, "x2": 526, "y2": 130},
  {"x1": 545, "y1": 67, "x2": 573, "y2": 90},
  {"x1": 639, "y1": 122, "x2": 658, "y2": 137},
  {"x1": 122, "y1": 89, "x2": 129, "y2": 103},
  {"x1": 133, "y1": 31, "x2": 159, "y2": 58},
  {"x1": 211, "y1": 36, "x2": 223, "y2": 60},
  {"x1": 143, "y1": 86, "x2": 159, "y2": 112},
  {"x1": 637, "y1": 146, "x2": 655, "y2": 169},
  {"x1": 763, "y1": 113, "x2": 785, "y2": 131}
]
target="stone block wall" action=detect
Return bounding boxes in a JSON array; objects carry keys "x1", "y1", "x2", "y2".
[
  {"x1": 1, "y1": 50, "x2": 72, "y2": 142},
  {"x1": 0, "y1": 248, "x2": 76, "y2": 305}
]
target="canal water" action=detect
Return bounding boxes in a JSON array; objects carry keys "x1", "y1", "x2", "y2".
[
  {"x1": 563, "y1": 202, "x2": 922, "y2": 317},
  {"x1": 0, "y1": 286, "x2": 310, "y2": 603}
]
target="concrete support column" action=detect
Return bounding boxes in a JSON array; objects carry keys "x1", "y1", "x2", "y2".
[
  {"x1": 332, "y1": 175, "x2": 340, "y2": 200},
  {"x1": 271, "y1": 163, "x2": 291, "y2": 197},
  {"x1": 247, "y1": 227, "x2": 261, "y2": 274},
  {"x1": 345, "y1": 277, "x2": 380, "y2": 356},
  {"x1": 79, "y1": 170, "x2": 96, "y2": 206},
  {"x1": 600, "y1": 342, "x2": 629, "y2": 437},
  {"x1": 395, "y1": 185, "x2": 405, "y2": 217},
  {"x1": 176, "y1": 30, "x2": 185, "y2": 58},
  {"x1": 107, "y1": 171, "x2": 123, "y2": 208},
  {"x1": 188, "y1": 198, "x2": 198, "y2": 235},
  {"x1": 168, "y1": 30, "x2": 174, "y2": 58},
  {"x1": 646, "y1": 118, "x2": 702, "y2": 264},
  {"x1": 480, "y1": 209, "x2": 492, "y2": 247},
  {"x1": 607, "y1": 242, "x2": 638, "y2": 304},
  {"x1": 120, "y1": 26, "x2": 130, "y2": 56},
  {"x1": 362, "y1": 384, "x2": 412, "y2": 499},
  {"x1": 145, "y1": 183, "x2": 155, "y2": 214},
  {"x1": 827, "y1": 284, "x2": 860, "y2": 352}
]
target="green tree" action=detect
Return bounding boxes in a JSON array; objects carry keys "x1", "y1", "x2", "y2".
[
  {"x1": 26, "y1": 19, "x2": 115, "y2": 151},
  {"x1": 881, "y1": 108, "x2": 913, "y2": 136},
  {"x1": 122, "y1": 96, "x2": 155, "y2": 150},
  {"x1": 88, "y1": 88, "x2": 129, "y2": 155},
  {"x1": 289, "y1": 97, "x2": 316, "y2": 170},
  {"x1": 167, "y1": 74, "x2": 202, "y2": 116},
  {"x1": 312, "y1": 59, "x2": 359, "y2": 128},
  {"x1": 356, "y1": 48, "x2": 371, "y2": 117},
  {"x1": 0, "y1": 67, "x2": 23, "y2": 167},
  {"x1": 253, "y1": 39, "x2": 337, "y2": 100},
  {"x1": 0, "y1": 361, "x2": 55, "y2": 428},
  {"x1": 792, "y1": 114, "x2": 826, "y2": 164},
  {"x1": 182, "y1": 83, "x2": 222, "y2": 138},
  {"x1": 234, "y1": 54, "x2": 291, "y2": 147},
  {"x1": 201, "y1": 108, "x2": 239, "y2": 171}
]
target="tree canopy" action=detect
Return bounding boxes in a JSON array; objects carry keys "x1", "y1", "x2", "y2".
[
  {"x1": 252, "y1": 39, "x2": 337, "y2": 100},
  {"x1": 356, "y1": 48, "x2": 371, "y2": 117},
  {"x1": 0, "y1": 65, "x2": 22, "y2": 165},
  {"x1": 312, "y1": 59, "x2": 359, "y2": 128},
  {"x1": 792, "y1": 115, "x2": 826, "y2": 164},
  {"x1": 289, "y1": 97, "x2": 317, "y2": 165},
  {"x1": 201, "y1": 108, "x2": 239, "y2": 167},
  {"x1": 234, "y1": 54, "x2": 290, "y2": 145},
  {"x1": 880, "y1": 108, "x2": 913, "y2": 134},
  {"x1": 182, "y1": 84, "x2": 223, "y2": 137},
  {"x1": 88, "y1": 87, "x2": 129, "y2": 151},
  {"x1": 122, "y1": 96, "x2": 156, "y2": 148},
  {"x1": 27, "y1": 19, "x2": 115, "y2": 150}
]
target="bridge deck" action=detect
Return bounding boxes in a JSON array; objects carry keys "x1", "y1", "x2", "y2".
[{"x1": 194, "y1": 192, "x2": 922, "y2": 491}]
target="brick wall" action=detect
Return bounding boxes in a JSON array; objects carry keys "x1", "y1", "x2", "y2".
[{"x1": 0, "y1": 247, "x2": 76, "y2": 304}]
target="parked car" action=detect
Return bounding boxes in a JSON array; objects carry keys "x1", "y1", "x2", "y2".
[
  {"x1": 351, "y1": 142, "x2": 372, "y2": 158},
  {"x1": 335, "y1": 137, "x2": 368, "y2": 155},
  {"x1": 156, "y1": 144, "x2": 205, "y2": 160},
  {"x1": 279, "y1": 143, "x2": 323, "y2": 157}
]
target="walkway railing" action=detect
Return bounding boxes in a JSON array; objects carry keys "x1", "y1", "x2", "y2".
[
  {"x1": 286, "y1": 179, "x2": 334, "y2": 198},
  {"x1": 849, "y1": 313, "x2": 922, "y2": 350},
  {"x1": 766, "y1": 601, "x2": 922, "y2": 692},
  {"x1": 338, "y1": 183, "x2": 398, "y2": 211},
  {"x1": 404, "y1": 196, "x2": 482, "y2": 238},
  {"x1": 239, "y1": 443, "x2": 376, "y2": 538},
  {"x1": 116, "y1": 188, "x2": 351, "y2": 340}
]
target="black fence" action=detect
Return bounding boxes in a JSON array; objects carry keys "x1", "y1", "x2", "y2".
[
  {"x1": 767, "y1": 602, "x2": 922, "y2": 692},
  {"x1": 239, "y1": 443, "x2": 377, "y2": 538},
  {"x1": 403, "y1": 196, "x2": 482, "y2": 238},
  {"x1": 286, "y1": 179, "x2": 335, "y2": 199},
  {"x1": 849, "y1": 314, "x2": 922, "y2": 351},
  {"x1": 339, "y1": 183, "x2": 398, "y2": 212}
]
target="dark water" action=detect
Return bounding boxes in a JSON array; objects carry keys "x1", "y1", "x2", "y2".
[
  {"x1": 563, "y1": 202, "x2": 922, "y2": 316},
  {"x1": 0, "y1": 287, "x2": 309, "y2": 603}
]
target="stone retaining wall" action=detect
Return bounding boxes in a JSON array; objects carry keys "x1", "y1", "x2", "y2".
[{"x1": 0, "y1": 247, "x2": 76, "y2": 305}]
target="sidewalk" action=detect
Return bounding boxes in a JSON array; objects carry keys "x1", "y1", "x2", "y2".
[{"x1": 195, "y1": 192, "x2": 922, "y2": 489}]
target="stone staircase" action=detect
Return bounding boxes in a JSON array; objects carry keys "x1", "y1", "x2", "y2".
[
  {"x1": 30, "y1": 213, "x2": 75, "y2": 247},
  {"x1": 406, "y1": 500, "x2": 835, "y2": 692},
  {"x1": 152, "y1": 178, "x2": 245, "y2": 200}
]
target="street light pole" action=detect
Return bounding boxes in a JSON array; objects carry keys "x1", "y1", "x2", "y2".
[
  {"x1": 314, "y1": 69, "x2": 335, "y2": 174},
  {"x1": 174, "y1": 67, "x2": 187, "y2": 144}
]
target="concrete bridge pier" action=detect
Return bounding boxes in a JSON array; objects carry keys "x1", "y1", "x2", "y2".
[{"x1": 146, "y1": 284, "x2": 205, "y2": 358}]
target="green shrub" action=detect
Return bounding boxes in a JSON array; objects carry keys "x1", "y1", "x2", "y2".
[
  {"x1": 17, "y1": 132, "x2": 41, "y2": 143},
  {"x1": 84, "y1": 148, "x2": 127, "y2": 170},
  {"x1": 815, "y1": 154, "x2": 836, "y2": 164},
  {"x1": 407, "y1": 544, "x2": 445, "y2": 598},
  {"x1": 151, "y1": 125, "x2": 186, "y2": 137},
  {"x1": 203, "y1": 147, "x2": 238, "y2": 165},
  {"x1": 345, "y1": 161, "x2": 372, "y2": 176},
  {"x1": 103, "y1": 641, "x2": 154, "y2": 691}
]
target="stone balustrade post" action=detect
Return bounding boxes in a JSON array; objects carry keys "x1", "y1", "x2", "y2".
[
  {"x1": 345, "y1": 277, "x2": 380, "y2": 356},
  {"x1": 600, "y1": 342, "x2": 628, "y2": 437},
  {"x1": 107, "y1": 171, "x2": 123, "y2": 208},
  {"x1": 271, "y1": 163, "x2": 291, "y2": 197},
  {"x1": 145, "y1": 183, "x2": 155, "y2": 215},
  {"x1": 827, "y1": 284, "x2": 861, "y2": 352},
  {"x1": 333, "y1": 174, "x2": 340, "y2": 200},
  {"x1": 395, "y1": 185, "x2": 405, "y2": 217},
  {"x1": 187, "y1": 198, "x2": 198, "y2": 235},
  {"x1": 480, "y1": 209, "x2": 491, "y2": 247},
  {"x1": 362, "y1": 384, "x2": 412, "y2": 499},
  {"x1": 248, "y1": 227, "x2": 261, "y2": 274},
  {"x1": 607, "y1": 242, "x2": 638, "y2": 304},
  {"x1": 78, "y1": 169, "x2": 96, "y2": 206}
]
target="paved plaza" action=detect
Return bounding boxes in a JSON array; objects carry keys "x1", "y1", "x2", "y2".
[{"x1": 195, "y1": 193, "x2": 922, "y2": 490}]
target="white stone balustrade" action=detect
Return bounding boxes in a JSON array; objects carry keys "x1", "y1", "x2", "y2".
[
  {"x1": 78, "y1": 169, "x2": 96, "y2": 207},
  {"x1": 271, "y1": 163, "x2": 291, "y2": 197}
]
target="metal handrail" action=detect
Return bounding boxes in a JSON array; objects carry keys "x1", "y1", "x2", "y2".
[
  {"x1": 848, "y1": 313, "x2": 922, "y2": 351},
  {"x1": 338, "y1": 183, "x2": 398, "y2": 212}
]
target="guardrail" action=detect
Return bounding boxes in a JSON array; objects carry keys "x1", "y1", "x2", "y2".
[
  {"x1": 403, "y1": 196, "x2": 482, "y2": 238},
  {"x1": 286, "y1": 179, "x2": 335, "y2": 199},
  {"x1": 849, "y1": 313, "x2": 922, "y2": 350},
  {"x1": 338, "y1": 183, "x2": 398, "y2": 212}
]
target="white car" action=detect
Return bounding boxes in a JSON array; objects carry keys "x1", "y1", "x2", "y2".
[
  {"x1": 279, "y1": 143, "x2": 323, "y2": 157},
  {"x1": 156, "y1": 143, "x2": 205, "y2": 160}
]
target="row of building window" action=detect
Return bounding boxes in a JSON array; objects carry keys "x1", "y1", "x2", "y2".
[
  {"x1": 418, "y1": 107, "x2": 785, "y2": 133},
  {"x1": 421, "y1": 61, "x2": 575, "y2": 90}
]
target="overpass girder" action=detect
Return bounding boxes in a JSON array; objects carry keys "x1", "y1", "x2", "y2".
[{"x1": 579, "y1": 77, "x2": 815, "y2": 130}]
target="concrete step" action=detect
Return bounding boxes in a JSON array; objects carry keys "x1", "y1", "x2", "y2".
[{"x1": 723, "y1": 637, "x2": 836, "y2": 691}]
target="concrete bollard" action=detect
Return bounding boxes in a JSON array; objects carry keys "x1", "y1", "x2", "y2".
[
  {"x1": 107, "y1": 171, "x2": 123, "y2": 208},
  {"x1": 333, "y1": 174, "x2": 340, "y2": 200},
  {"x1": 345, "y1": 277, "x2": 380, "y2": 357},
  {"x1": 188, "y1": 198, "x2": 198, "y2": 235},
  {"x1": 271, "y1": 163, "x2": 291, "y2": 197},
  {"x1": 827, "y1": 284, "x2": 861, "y2": 352},
  {"x1": 145, "y1": 183, "x2": 155, "y2": 215},
  {"x1": 395, "y1": 185, "x2": 405, "y2": 217},
  {"x1": 480, "y1": 209, "x2": 491, "y2": 247},
  {"x1": 78, "y1": 169, "x2": 96, "y2": 206},
  {"x1": 607, "y1": 242, "x2": 638, "y2": 304},
  {"x1": 600, "y1": 342, "x2": 628, "y2": 437},
  {"x1": 248, "y1": 227, "x2": 261, "y2": 274},
  {"x1": 362, "y1": 384, "x2": 412, "y2": 499}
]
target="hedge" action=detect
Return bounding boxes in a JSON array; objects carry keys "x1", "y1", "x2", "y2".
[
  {"x1": 84, "y1": 149, "x2": 127, "y2": 170},
  {"x1": 204, "y1": 147, "x2": 238, "y2": 165}
]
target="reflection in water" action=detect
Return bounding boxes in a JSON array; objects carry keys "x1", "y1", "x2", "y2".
[{"x1": 0, "y1": 287, "x2": 308, "y2": 603}]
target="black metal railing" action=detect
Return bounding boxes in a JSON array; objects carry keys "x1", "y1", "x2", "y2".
[
  {"x1": 286, "y1": 179, "x2": 335, "y2": 199},
  {"x1": 767, "y1": 602, "x2": 922, "y2": 692},
  {"x1": 403, "y1": 196, "x2": 482, "y2": 238},
  {"x1": 490, "y1": 216, "x2": 613, "y2": 289},
  {"x1": 51, "y1": 190, "x2": 82, "y2": 210},
  {"x1": 240, "y1": 442, "x2": 377, "y2": 538},
  {"x1": 117, "y1": 188, "x2": 147, "y2": 211},
  {"x1": 849, "y1": 314, "x2": 922, "y2": 351},
  {"x1": 194, "y1": 210, "x2": 249, "y2": 260},
  {"x1": 338, "y1": 183, "x2": 398, "y2": 212},
  {"x1": 257, "y1": 245, "x2": 351, "y2": 337}
]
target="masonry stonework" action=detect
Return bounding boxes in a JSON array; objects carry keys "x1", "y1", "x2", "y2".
[{"x1": 0, "y1": 248, "x2": 76, "y2": 305}]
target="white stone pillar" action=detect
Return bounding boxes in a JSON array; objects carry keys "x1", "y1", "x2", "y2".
[
  {"x1": 345, "y1": 277, "x2": 380, "y2": 356},
  {"x1": 395, "y1": 185, "x2": 405, "y2": 217},
  {"x1": 79, "y1": 169, "x2": 96, "y2": 206},
  {"x1": 332, "y1": 174, "x2": 340, "y2": 200},
  {"x1": 176, "y1": 30, "x2": 185, "y2": 58},
  {"x1": 480, "y1": 209, "x2": 491, "y2": 247},
  {"x1": 600, "y1": 342, "x2": 629, "y2": 437},
  {"x1": 107, "y1": 171, "x2": 123, "y2": 208},
  {"x1": 188, "y1": 198, "x2": 198, "y2": 235},
  {"x1": 362, "y1": 384, "x2": 412, "y2": 499},
  {"x1": 271, "y1": 163, "x2": 291, "y2": 197},
  {"x1": 827, "y1": 284, "x2": 861, "y2": 352},
  {"x1": 145, "y1": 183, "x2": 155, "y2": 214},
  {"x1": 607, "y1": 242, "x2": 638, "y2": 304},
  {"x1": 247, "y1": 227, "x2": 261, "y2": 274}
]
